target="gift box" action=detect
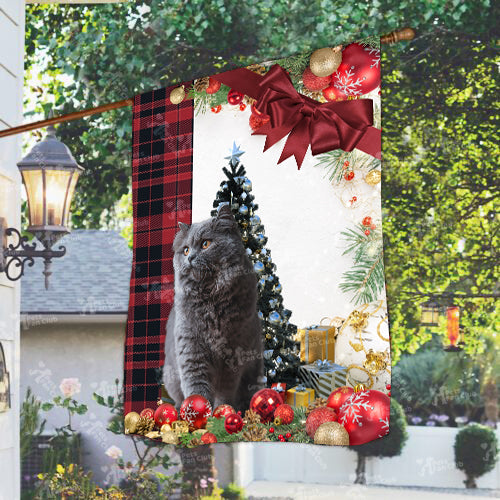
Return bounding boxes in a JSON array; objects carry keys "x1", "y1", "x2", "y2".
[
  {"x1": 271, "y1": 382, "x2": 287, "y2": 396},
  {"x1": 297, "y1": 321, "x2": 337, "y2": 363},
  {"x1": 298, "y1": 360, "x2": 347, "y2": 399},
  {"x1": 285, "y1": 385, "x2": 315, "y2": 407}
]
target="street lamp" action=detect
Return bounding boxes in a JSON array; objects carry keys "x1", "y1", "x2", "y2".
[
  {"x1": 420, "y1": 299, "x2": 440, "y2": 327},
  {"x1": 444, "y1": 306, "x2": 462, "y2": 351},
  {"x1": 0, "y1": 125, "x2": 83, "y2": 289}
]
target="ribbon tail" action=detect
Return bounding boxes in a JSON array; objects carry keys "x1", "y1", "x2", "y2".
[{"x1": 278, "y1": 120, "x2": 310, "y2": 169}]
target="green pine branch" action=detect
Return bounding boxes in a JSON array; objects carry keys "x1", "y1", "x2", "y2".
[
  {"x1": 188, "y1": 83, "x2": 231, "y2": 115},
  {"x1": 339, "y1": 223, "x2": 385, "y2": 305},
  {"x1": 357, "y1": 35, "x2": 381, "y2": 49},
  {"x1": 274, "y1": 50, "x2": 312, "y2": 85},
  {"x1": 315, "y1": 149, "x2": 381, "y2": 184}
]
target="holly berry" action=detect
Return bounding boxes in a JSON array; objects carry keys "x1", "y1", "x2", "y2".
[
  {"x1": 344, "y1": 160, "x2": 350, "y2": 167},
  {"x1": 344, "y1": 171, "x2": 355, "y2": 181},
  {"x1": 206, "y1": 77, "x2": 221, "y2": 94},
  {"x1": 285, "y1": 432, "x2": 292, "y2": 439},
  {"x1": 269, "y1": 427, "x2": 274, "y2": 433},
  {"x1": 239, "y1": 103, "x2": 247, "y2": 111},
  {"x1": 362, "y1": 216, "x2": 373, "y2": 227},
  {"x1": 211, "y1": 105, "x2": 222, "y2": 113},
  {"x1": 386, "y1": 384, "x2": 391, "y2": 390},
  {"x1": 364, "y1": 229, "x2": 371, "y2": 236},
  {"x1": 278, "y1": 434, "x2": 284, "y2": 440},
  {"x1": 387, "y1": 392, "x2": 391, "y2": 397},
  {"x1": 352, "y1": 196, "x2": 357, "y2": 202}
]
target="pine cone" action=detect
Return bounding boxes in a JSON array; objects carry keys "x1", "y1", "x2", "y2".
[
  {"x1": 247, "y1": 64, "x2": 268, "y2": 75},
  {"x1": 243, "y1": 409, "x2": 261, "y2": 425},
  {"x1": 135, "y1": 416, "x2": 155, "y2": 435},
  {"x1": 305, "y1": 397, "x2": 328, "y2": 416},
  {"x1": 242, "y1": 424, "x2": 270, "y2": 442},
  {"x1": 189, "y1": 437, "x2": 202, "y2": 447},
  {"x1": 194, "y1": 76, "x2": 210, "y2": 92}
]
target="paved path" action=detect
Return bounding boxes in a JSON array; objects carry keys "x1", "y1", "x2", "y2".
[{"x1": 245, "y1": 481, "x2": 500, "y2": 500}]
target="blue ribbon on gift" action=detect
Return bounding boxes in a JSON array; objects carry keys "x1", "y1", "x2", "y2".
[
  {"x1": 315, "y1": 359, "x2": 334, "y2": 372},
  {"x1": 295, "y1": 383, "x2": 307, "y2": 392}
]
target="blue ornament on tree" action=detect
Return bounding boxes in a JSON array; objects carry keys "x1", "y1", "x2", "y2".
[
  {"x1": 250, "y1": 215, "x2": 261, "y2": 225},
  {"x1": 254, "y1": 261, "x2": 265, "y2": 273},
  {"x1": 242, "y1": 178, "x2": 252, "y2": 192},
  {"x1": 269, "y1": 311, "x2": 281, "y2": 324},
  {"x1": 239, "y1": 205, "x2": 249, "y2": 215}
]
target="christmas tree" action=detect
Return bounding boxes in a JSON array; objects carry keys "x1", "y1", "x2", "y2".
[{"x1": 211, "y1": 143, "x2": 301, "y2": 386}]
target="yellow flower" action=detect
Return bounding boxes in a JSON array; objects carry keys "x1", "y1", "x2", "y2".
[
  {"x1": 56, "y1": 464, "x2": 65, "y2": 474},
  {"x1": 68, "y1": 463, "x2": 74, "y2": 474},
  {"x1": 37, "y1": 473, "x2": 44, "y2": 480}
]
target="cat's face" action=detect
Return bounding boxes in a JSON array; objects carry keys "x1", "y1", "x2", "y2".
[{"x1": 172, "y1": 205, "x2": 244, "y2": 282}]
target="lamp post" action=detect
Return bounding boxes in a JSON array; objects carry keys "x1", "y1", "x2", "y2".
[
  {"x1": 0, "y1": 126, "x2": 83, "y2": 289},
  {"x1": 444, "y1": 305, "x2": 463, "y2": 351}
]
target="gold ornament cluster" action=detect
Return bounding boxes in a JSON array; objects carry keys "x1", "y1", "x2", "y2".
[
  {"x1": 314, "y1": 422, "x2": 350, "y2": 446},
  {"x1": 309, "y1": 46, "x2": 343, "y2": 77},
  {"x1": 170, "y1": 85, "x2": 186, "y2": 105}
]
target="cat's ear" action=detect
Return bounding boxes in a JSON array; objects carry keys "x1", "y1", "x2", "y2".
[
  {"x1": 216, "y1": 203, "x2": 234, "y2": 222},
  {"x1": 178, "y1": 222, "x2": 190, "y2": 232}
]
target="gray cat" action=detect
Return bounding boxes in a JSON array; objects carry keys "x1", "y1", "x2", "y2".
[{"x1": 163, "y1": 204, "x2": 264, "y2": 412}]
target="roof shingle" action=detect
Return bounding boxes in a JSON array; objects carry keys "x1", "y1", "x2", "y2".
[{"x1": 21, "y1": 230, "x2": 132, "y2": 314}]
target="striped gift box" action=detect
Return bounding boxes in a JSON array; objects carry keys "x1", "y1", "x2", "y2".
[{"x1": 298, "y1": 361, "x2": 347, "y2": 399}]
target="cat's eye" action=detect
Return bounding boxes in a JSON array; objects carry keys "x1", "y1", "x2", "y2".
[
  {"x1": 201, "y1": 240, "x2": 211, "y2": 249},
  {"x1": 183, "y1": 246, "x2": 190, "y2": 256}
]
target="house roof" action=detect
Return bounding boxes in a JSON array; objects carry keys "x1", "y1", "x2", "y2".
[{"x1": 21, "y1": 230, "x2": 132, "y2": 314}]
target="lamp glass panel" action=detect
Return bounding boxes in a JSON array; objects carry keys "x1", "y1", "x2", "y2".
[
  {"x1": 21, "y1": 169, "x2": 44, "y2": 227},
  {"x1": 62, "y1": 171, "x2": 80, "y2": 226},
  {"x1": 44, "y1": 169, "x2": 72, "y2": 226}
]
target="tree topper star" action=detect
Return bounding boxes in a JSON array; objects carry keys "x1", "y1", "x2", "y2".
[{"x1": 225, "y1": 142, "x2": 245, "y2": 165}]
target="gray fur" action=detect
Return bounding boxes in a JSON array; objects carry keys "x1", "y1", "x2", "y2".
[{"x1": 163, "y1": 205, "x2": 264, "y2": 411}]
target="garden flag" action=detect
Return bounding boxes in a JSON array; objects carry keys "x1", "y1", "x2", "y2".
[{"x1": 123, "y1": 38, "x2": 391, "y2": 447}]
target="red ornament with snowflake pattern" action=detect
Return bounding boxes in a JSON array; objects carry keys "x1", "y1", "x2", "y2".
[
  {"x1": 327, "y1": 386, "x2": 354, "y2": 412},
  {"x1": 154, "y1": 403, "x2": 178, "y2": 427},
  {"x1": 331, "y1": 43, "x2": 380, "y2": 97},
  {"x1": 338, "y1": 389, "x2": 390, "y2": 445},
  {"x1": 179, "y1": 394, "x2": 212, "y2": 430},
  {"x1": 213, "y1": 404, "x2": 235, "y2": 420}
]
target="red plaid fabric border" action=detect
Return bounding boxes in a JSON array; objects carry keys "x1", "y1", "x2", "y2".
[{"x1": 124, "y1": 85, "x2": 194, "y2": 414}]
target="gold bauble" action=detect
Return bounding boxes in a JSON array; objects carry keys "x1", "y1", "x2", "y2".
[
  {"x1": 314, "y1": 422, "x2": 350, "y2": 446},
  {"x1": 365, "y1": 170, "x2": 382, "y2": 186},
  {"x1": 309, "y1": 46, "x2": 342, "y2": 77},
  {"x1": 273, "y1": 417, "x2": 283, "y2": 426},
  {"x1": 160, "y1": 423, "x2": 172, "y2": 434},
  {"x1": 192, "y1": 429, "x2": 208, "y2": 438},
  {"x1": 145, "y1": 431, "x2": 161, "y2": 439},
  {"x1": 162, "y1": 430, "x2": 179, "y2": 445},
  {"x1": 124, "y1": 411, "x2": 140, "y2": 434},
  {"x1": 170, "y1": 85, "x2": 185, "y2": 105},
  {"x1": 171, "y1": 420, "x2": 190, "y2": 435}
]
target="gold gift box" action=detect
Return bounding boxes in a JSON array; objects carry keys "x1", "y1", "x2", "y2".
[
  {"x1": 285, "y1": 386, "x2": 315, "y2": 407},
  {"x1": 297, "y1": 324, "x2": 337, "y2": 363}
]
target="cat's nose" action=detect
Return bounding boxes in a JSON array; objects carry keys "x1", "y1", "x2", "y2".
[{"x1": 188, "y1": 253, "x2": 195, "y2": 263}]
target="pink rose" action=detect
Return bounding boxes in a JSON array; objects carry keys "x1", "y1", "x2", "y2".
[{"x1": 59, "y1": 378, "x2": 81, "y2": 398}]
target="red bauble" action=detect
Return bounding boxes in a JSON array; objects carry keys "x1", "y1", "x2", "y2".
[
  {"x1": 302, "y1": 66, "x2": 331, "y2": 91},
  {"x1": 179, "y1": 395, "x2": 212, "y2": 430},
  {"x1": 322, "y1": 84, "x2": 347, "y2": 102},
  {"x1": 250, "y1": 389, "x2": 283, "y2": 423},
  {"x1": 154, "y1": 403, "x2": 178, "y2": 427},
  {"x1": 327, "y1": 386, "x2": 354, "y2": 412},
  {"x1": 249, "y1": 114, "x2": 270, "y2": 132},
  {"x1": 213, "y1": 404, "x2": 235, "y2": 420},
  {"x1": 331, "y1": 43, "x2": 380, "y2": 97},
  {"x1": 239, "y1": 103, "x2": 247, "y2": 111},
  {"x1": 224, "y1": 413, "x2": 244, "y2": 434},
  {"x1": 364, "y1": 229, "x2": 371, "y2": 236},
  {"x1": 140, "y1": 408, "x2": 154, "y2": 420},
  {"x1": 206, "y1": 77, "x2": 221, "y2": 94},
  {"x1": 338, "y1": 390, "x2": 390, "y2": 445},
  {"x1": 227, "y1": 89, "x2": 244, "y2": 105},
  {"x1": 344, "y1": 171, "x2": 355, "y2": 181},
  {"x1": 201, "y1": 432, "x2": 218, "y2": 444},
  {"x1": 305, "y1": 407, "x2": 337, "y2": 439},
  {"x1": 274, "y1": 403, "x2": 294, "y2": 425}
]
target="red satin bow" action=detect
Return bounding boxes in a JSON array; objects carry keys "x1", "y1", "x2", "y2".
[{"x1": 252, "y1": 65, "x2": 374, "y2": 168}]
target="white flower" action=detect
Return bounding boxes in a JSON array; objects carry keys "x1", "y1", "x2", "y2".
[
  {"x1": 59, "y1": 378, "x2": 81, "y2": 398},
  {"x1": 105, "y1": 445, "x2": 123, "y2": 460}
]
